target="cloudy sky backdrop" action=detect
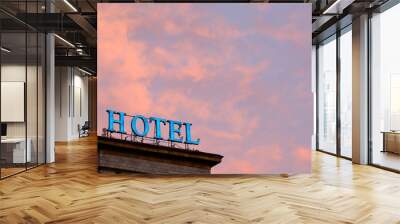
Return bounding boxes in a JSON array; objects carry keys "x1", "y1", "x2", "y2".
[{"x1": 98, "y1": 3, "x2": 312, "y2": 174}]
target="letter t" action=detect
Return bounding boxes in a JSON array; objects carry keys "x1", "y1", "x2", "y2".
[{"x1": 150, "y1": 117, "x2": 167, "y2": 139}]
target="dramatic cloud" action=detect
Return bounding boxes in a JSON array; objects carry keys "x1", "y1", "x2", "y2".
[{"x1": 98, "y1": 3, "x2": 312, "y2": 174}]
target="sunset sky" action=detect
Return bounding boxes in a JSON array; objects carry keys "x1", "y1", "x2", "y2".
[{"x1": 97, "y1": 3, "x2": 312, "y2": 174}]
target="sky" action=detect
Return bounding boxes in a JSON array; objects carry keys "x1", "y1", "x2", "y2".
[{"x1": 97, "y1": 3, "x2": 312, "y2": 174}]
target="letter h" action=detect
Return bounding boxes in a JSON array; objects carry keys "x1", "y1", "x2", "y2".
[{"x1": 107, "y1": 110, "x2": 126, "y2": 133}]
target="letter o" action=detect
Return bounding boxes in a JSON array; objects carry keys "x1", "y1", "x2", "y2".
[{"x1": 131, "y1": 115, "x2": 149, "y2": 137}]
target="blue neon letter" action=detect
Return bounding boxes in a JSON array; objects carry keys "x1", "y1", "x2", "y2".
[
  {"x1": 131, "y1": 115, "x2": 149, "y2": 137},
  {"x1": 150, "y1": 117, "x2": 166, "y2": 139},
  {"x1": 168, "y1": 120, "x2": 183, "y2": 143},
  {"x1": 184, "y1": 123, "x2": 200, "y2": 145},
  {"x1": 107, "y1": 110, "x2": 126, "y2": 133}
]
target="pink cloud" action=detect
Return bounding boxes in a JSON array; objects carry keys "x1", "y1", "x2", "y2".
[
  {"x1": 205, "y1": 128, "x2": 243, "y2": 141},
  {"x1": 153, "y1": 90, "x2": 212, "y2": 120},
  {"x1": 179, "y1": 59, "x2": 208, "y2": 82},
  {"x1": 293, "y1": 147, "x2": 311, "y2": 163},
  {"x1": 248, "y1": 145, "x2": 283, "y2": 161},
  {"x1": 213, "y1": 144, "x2": 286, "y2": 173},
  {"x1": 230, "y1": 160, "x2": 257, "y2": 173}
]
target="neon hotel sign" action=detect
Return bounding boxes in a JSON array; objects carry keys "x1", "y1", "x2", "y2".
[{"x1": 106, "y1": 110, "x2": 200, "y2": 145}]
